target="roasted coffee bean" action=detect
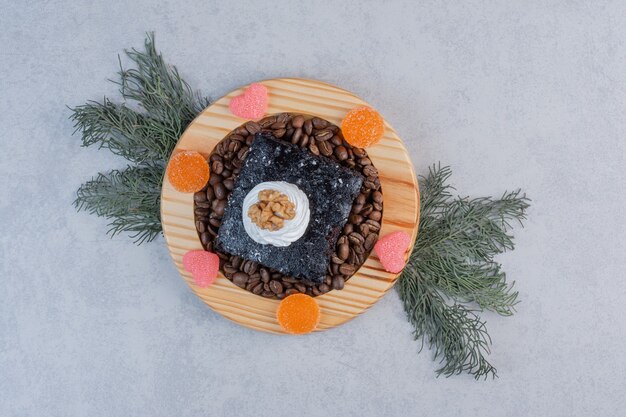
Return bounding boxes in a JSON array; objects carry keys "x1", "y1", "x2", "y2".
[
  {"x1": 348, "y1": 249, "x2": 357, "y2": 265},
  {"x1": 213, "y1": 183, "x2": 227, "y2": 200},
  {"x1": 373, "y1": 201, "x2": 383, "y2": 211},
  {"x1": 245, "y1": 121, "x2": 260, "y2": 134},
  {"x1": 312, "y1": 117, "x2": 328, "y2": 129},
  {"x1": 262, "y1": 291, "x2": 275, "y2": 298},
  {"x1": 314, "y1": 129, "x2": 333, "y2": 141},
  {"x1": 259, "y1": 116, "x2": 276, "y2": 128},
  {"x1": 200, "y1": 232, "x2": 211, "y2": 247},
  {"x1": 246, "y1": 280, "x2": 259, "y2": 291},
  {"x1": 309, "y1": 141, "x2": 320, "y2": 156},
  {"x1": 237, "y1": 147, "x2": 249, "y2": 161},
  {"x1": 271, "y1": 272, "x2": 282, "y2": 279},
  {"x1": 208, "y1": 174, "x2": 222, "y2": 186},
  {"x1": 318, "y1": 283, "x2": 330, "y2": 293},
  {"x1": 277, "y1": 113, "x2": 291, "y2": 123},
  {"x1": 324, "y1": 275, "x2": 332, "y2": 285},
  {"x1": 291, "y1": 115, "x2": 304, "y2": 128},
  {"x1": 332, "y1": 275, "x2": 345, "y2": 290},
  {"x1": 223, "y1": 178, "x2": 235, "y2": 190},
  {"x1": 252, "y1": 283, "x2": 264, "y2": 295},
  {"x1": 285, "y1": 127, "x2": 295, "y2": 138},
  {"x1": 368, "y1": 210, "x2": 382, "y2": 221},
  {"x1": 309, "y1": 286, "x2": 319, "y2": 296},
  {"x1": 292, "y1": 128, "x2": 302, "y2": 144},
  {"x1": 353, "y1": 244, "x2": 365, "y2": 255},
  {"x1": 246, "y1": 261, "x2": 258, "y2": 275},
  {"x1": 351, "y1": 203, "x2": 363, "y2": 214},
  {"x1": 274, "y1": 128, "x2": 286, "y2": 138},
  {"x1": 373, "y1": 190, "x2": 384, "y2": 203},
  {"x1": 359, "y1": 223, "x2": 370, "y2": 236},
  {"x1": 330, "y1": 135, "x2": 343, "y2": 146},
  {"x1": 352, "y1": 147, "x2": 366, "y2": 157},
  {"x1": 227, "y1": 141, "x2": 238, "y2": 153},
  {"x1": 364, "y1": 180, "x2": 377, "y2": 190},
  {"x1": 270, "y1": 121, "x2": 286, "y2": 130},
  {"x1": 196, "y1": 221, "x2": 206, "y2": 233},
  {"x1": 299, "y1": 134, "x2": 309, "y2": 148},
  {"x1": 344, "y1": 159, "x2": 356, "y2": 168},
  {"x1": 339, "y1": 264, "x2": 356, "y2": 276},
  {"x1": 223, "y1": 264, "x2": 238, "y2": 275},
  {"x1": 334, "y1": 145, "x2": 348, "y2": 161},
  {"x1": 294, "y1": 283, "x2": 306, "y2": 293},
  {"x1": 349, "y1": 232, "x2": 365, "y2": 244},
  {"x1": 269, "y1": 280, "x2": 283, "y2": 294},
  {"x1": 363, "y1": 165, "x2": 378, "y2": 177},
  {"x1": 304, "y1": 119, "x2": 313, "y2": 135},
  {"x1": 195, "y1": 201, "x2": 211, "y2": 209},
  {"x1": 245, "y1": 135, "x2": 254, "y2": 146},
  {"x1": 356, "y1": 193, "x2": 367, "y2": 205},
  {"x1": 349, "y1": 214, "x2": 363, "y2": 224},
  {"x1": 282, "y1": 282, "x2": 293, "y2": 289},
  {"x1": 282, "y1": 276, "x2": 297, "y2": 283},
  {"x1": 318, "y1": 140, "x2": 333, "y2": 156},
  {"x1": 360, "y1": 203, "x2": 373, "y2": 216},
  {"x1": 343, "y1": 223, "x2": 354, "y2": 235},
  {"x1": 331, "y1": 255, "x2": 344, "y2": 264},
  {"x1": 232, "y1": 272, "x2": 248, "y2": 287},
  {"x1": 206, "y1": 227, "x2": 218, "y2": 237},
  {"x1": 263, "y1": 282, "x2": 270, "y2": 292},
  {"x1": 365, "y1": 219, "x2": 381, "y2": 231},
  {"x1": 359, "y1": 157, "x2": 372, "y2": 166},
  {"x1": 259, "y1": 268, "x2": 270, "y2": 282},
  {"x1": 212, "y1": 199, "x2": 226, "y2": 217},
  {"x1": 195, "y1": 207, "x2": 210, "y2": 216},
  {"x1": 331, "y1": 263, "x2": 340, "y2": 275},
  {"x1": 235, "y1": 126, "x2": 249, "y2": 136},
  {"x1": 194, "y1": 191, "x2": 207, "y2": 203},
  {"x1": 365, "y1": 234, "x2": 378, "y2": 250},
  {"x1": 231, "y1": 256, "x2": 243, "y2": 268},
  {"x1": 210, "y1": 153, "x2": 222, "y2": 162},
  {"x1": 338, "y1": 243, "x2": 350, "y2": 260},
  {"x1": 285, "y1": 288, "x2": 299, "y2": 296}
]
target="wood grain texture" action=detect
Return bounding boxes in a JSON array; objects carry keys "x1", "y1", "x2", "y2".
[{"x1": 161, "y1": 78, "x2": 420, "y2": 334}]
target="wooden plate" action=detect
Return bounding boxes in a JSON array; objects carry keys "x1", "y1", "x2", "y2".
[{"x1": 161, "y1": 78, "x2": 419, "y2": 334}]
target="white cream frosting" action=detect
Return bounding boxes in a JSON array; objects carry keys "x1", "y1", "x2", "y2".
[{"x1": 242, "y1": 181, "x2": 310, "y2": 247}]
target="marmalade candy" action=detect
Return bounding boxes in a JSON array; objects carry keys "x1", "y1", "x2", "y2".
[
  {"x1": 276, "y1": 293, "x2": 320, "y2": 334},
  {"x1": 167, "y1": 150, "x2": 210, "y2": 193},
  {"x1": 341, "y1": 106, "x2": 385, "y2": 148}
]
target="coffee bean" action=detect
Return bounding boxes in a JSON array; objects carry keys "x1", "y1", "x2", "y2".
[
  {"x1": 339, "y1": 264, "x2": 356, "y2": 276},
  {"x1": 359, "y1": 157, "x2": 372, "y2": 166},
  {"x1": 212, "y1": 199, "x2": 226, "y2": 217},
  {"x1": 260, "y1": 268, "x2": 270, "y2": 282},
  {"x1": 259, "y1": 116, "x2": 276, "y2": 128},
  {"x1": 195, "y1": 201, "x2": 211, "y2": 209},
  {"x1": 304, "y1": 119, "x2": 313, "y2": 135},
  {"x1": 281, "y1": 276, "x2": 297, "y2": 283},
  {"x1": 318, "y1": 140, "x2": 333, "y2": 156},
  {"x1": 231, "y1": 256, "x2": 243, "y2": 268},
  {"x1": 348, "y1": 249, "x2": 357, "y2": 265},
  {"x1": 373, "y1": 201, "x2": 383, "y2": 211},
  {"x1": 363, "y1": 165, "x2": 378, "y2": 178},
  {"x1": 372, "y1": 191, "x2": 383, "y2": 203},
  {"x1": 368, "y1": 210, "x2": 382, "y2": 221},
  {"x1": 345, "y1": 159, "x2": 356, "y2": 168},
  {"x1": 324, "y1": 275, "x2": 332, "y2": 285},
  {"x1": 208, "y1": 174, "x2": 222, "y2": 186},
  {"x1": 270, "y1": 121, "x2": 286, "y2": 130},
  {"x1": 263, "y1": 282, "x2": 270, "y2": 292},
  {"x1": 353, "y1": 147, "x2": 366, "y2": 157},
  {"x1": 330, "y1": 263, "x2": 340, "y2": 275},
  {"x1": 364, "y1": 180, "x2": 376, "y2": 190},
  {"x1": 360, "y1": 203, "x2": 373, "y2": 216},
  {"x1": 331, "y1": 254, "x2": 344, "y2": 264},
  {"x1": 277, "y1": 113, "x2": 291, "y2": 123},
  {"x1": 365, "y1": 234, "x2": 378, "y2": 250},
  {"x1": 299, "y1": 134, "x2": 309, "y2": 148},
  {"x1": 359, "y1": 223, "x2": 370, "y2": 236},
  {"x1": 334, "y1": 145, "x2": 348, "y2": 161},
  {"x1": 356, "y1": 193, "x2": 367, "y2": 205},
  {"x1": 343, "y1": 223, "x2": 354, "y2": 235},
  {"x1": 245, "y1": 135, "x2": 254, "y2": 145},
  {"x1": 314, "y1": 129, "x2": 333, "y2": 141},
  {"x1": 292, "y1": 128, "x2": 302, "y2": 144},
  {"x1": 331, "y1": 135, "x2": 343, "y2": 146},
  {"x1": 349, "y1": 214, "x2": 363, "y2": 224},
  {"x1": 309, "y1": 141, "x2": 320, "y2": 156},
  {"x1": 195, "y1": 207, "x2": 210, "y2": 216},
  {"x1": 285, "y1": 288, "x2": 299, "y2": 296},
  {"x1": 261, "y1": 291, "x2": 274, "y2": 298},
  {"x1": 353, "y1": 244, "x2": 365, "y2": 255},
  {"x1": 285, "y1": 127, "x2": 294, "y2": 139},
  {"x1": 349, "y1": 232, "x2": 365, "y2": 244},
  {"x1": 311, "y1": 286, "x2": 320, "y2": 296},
  {"x1": 274, "y1": 128, "x2": 286, "y2": 138},
  {"x1": 245, "y1": 121, "x2": 260, "y2": 134},
  {"x1": 294, "y1": 283, "x2": 306, "y2": 293},
  {"x1": 223, "y1": 264, "x2": 238, "y2": 275},
  {"x1": 269, "y1": 280, "x2": 283, "y2": 294},
  {"x1": 200, "y1": 232, "x2": 211, "y2": 247},
  {"x1": 246, "y1": 261, "x2": 258, "y2": 275},
  {"x1": 206, "y1": 226, "x2": 217, "y2": 237},
  {"x1": 196, "y1": 221, "x2": 206, "y2": 233},
  {"x1": 365, "y1": 219, "x2": 381, "y2": 231},
  {"x1": 291, "y1": 115, "x2": 304, "y2": 128},
  {"x1": 318, "y1": 283, "x2": 330, "y2": 293},
  {"x1": 312, "y1": 117, "x2": 328, "y2": 129},
  {"x1": 213, "y1": 183, "x2": 227, "y2": 200},
  {"x1": 252, "y1": 283, "x2": 263, "y2": 295},
  {"x1": 223, "y1": 178, "x2": 235, "y2": 190},
  {"x1": 232, "y1": 272, "x2": 248, "y2": 287},
  {"x1": 338, "y1": 243, "x2": 349, "y2": 260},
  {"x1": 332, "y1": 275, "x2": 345, "y2": 290},
  {"x1": 194, "y1": 191, "x2": 207, "y2": 203}
]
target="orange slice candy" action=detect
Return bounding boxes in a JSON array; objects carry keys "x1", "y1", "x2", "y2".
[
  {"x1": 341, "y1": 106, "x2": 385, "y2": 148},
  {"x1": 276, "y1": 293, "x2": 320, "y2": 334},
  {"x1": 167, "y1": 151, "x2": 210, "y2": 193}
]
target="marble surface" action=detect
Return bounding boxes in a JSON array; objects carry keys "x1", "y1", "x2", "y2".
[{"x1": 1, "y1": 1, "x2": 625, "y2": 416}]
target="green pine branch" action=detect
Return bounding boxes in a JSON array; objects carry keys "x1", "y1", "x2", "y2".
[
  {"x1": 70, "y1": 33, "x2": 210, "y2": 243},
  {"x1": 398, "y1": 165, "x2": 530, "y2": 379}
]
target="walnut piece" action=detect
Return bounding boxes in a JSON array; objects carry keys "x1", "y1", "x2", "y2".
[{"x1": 247, "y1": 189, "x2": 296, "y2": 231}]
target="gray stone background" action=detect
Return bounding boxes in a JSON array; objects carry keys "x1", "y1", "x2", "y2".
[{"x1": 1, "y1": 1, "x2": 625, "y2": 416}]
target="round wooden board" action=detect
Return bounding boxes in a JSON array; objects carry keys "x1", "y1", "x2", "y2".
[{"x1": 161, "y1": 78, "x2": 419, "y2": 334}]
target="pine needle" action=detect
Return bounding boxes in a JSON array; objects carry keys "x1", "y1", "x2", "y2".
[{"x1": 398, "y1": 164, "x2": 530, "y2": 379}]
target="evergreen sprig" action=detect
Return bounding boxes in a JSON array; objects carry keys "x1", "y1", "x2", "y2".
[
  {"x1": 71, "y1": 35, "x2": 530, "y2": 379},
  {"x1": 71, "y1": 33, "x2": 209, "y2": 243},
  {"x1": 397, "y1": 165, "x2": 530, "y2": 379}
]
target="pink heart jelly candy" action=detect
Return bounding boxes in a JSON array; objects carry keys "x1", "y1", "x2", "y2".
[
  {"x1": 374, "y1": 231, "x2": 412, "y2": 273},
  {"x1": 228, "y1": 83, "x2": 269, "y2": 120},
  {"x1": 182, "y1": 250, "x2": 219, "y2": 288}
]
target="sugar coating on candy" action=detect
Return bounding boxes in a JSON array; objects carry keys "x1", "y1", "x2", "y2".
[
  {"x1": 182, "y1": 250, "x2": 219, "y2": 288},
  {"x1": 374, "y1": 231, "x2": 412, "y2": 273},
  {"x1": 229, "y1": 83, "x2": 269, "y2": 120},
  {"x1": 276, "y1": 293, "x2": 320, "y2": 335},
  {"x1": 341, "y1": 106, "x2": 385, "y2": 148},
  {"x1": 167, "y1": 151, "x2": 210, "y2": 193}
]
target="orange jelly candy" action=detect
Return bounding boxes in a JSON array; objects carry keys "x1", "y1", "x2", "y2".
[
  {"x1": 341, "y1": 106, "x2": 385, "y2": 148},
  {"x1": 276, "y1": 293, "x2": 320, "y2": 334},
  {"x1": 167, "y1": 150, "x2": 210, "y2": 193}
]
